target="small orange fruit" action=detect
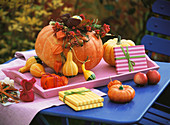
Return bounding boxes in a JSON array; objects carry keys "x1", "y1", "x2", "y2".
[{"x1": 107, "y1": 78, "x2": 122, "y2": 89}]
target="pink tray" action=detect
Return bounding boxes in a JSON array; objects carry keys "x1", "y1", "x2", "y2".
[{"x1": 2, "y1": 55, "x2": 159, "y2": 98}]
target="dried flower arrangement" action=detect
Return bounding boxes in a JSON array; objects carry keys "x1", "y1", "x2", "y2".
[
  {"x1": 0, "y1": 81, "x2": 20, "y2": 104},
  {"x1": 50, "y1": 14, "x2": 110, "y2": 48}
]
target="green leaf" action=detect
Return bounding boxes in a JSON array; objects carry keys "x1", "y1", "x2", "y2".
[
  {"x1": 116, "y1": 10, "x2": 121, "y2": 18},
  {"x1": 35, "y1": 5, "x2": 42, "y2": 10},
  {"x1": 128, "y1": 8, "x2": 136, "y2": 15},
  {"x1": 95, "y1": 19, "x2": 98, "y2": 24},
  {"x1": 94, "y1": 24, "x2": 101, "y2": 29},
  {"x1": 65, "y1": 43, "x2": 68, "y2": 48},
  {"x1": 104, "y1": 5, "x2": 115, "y2": 11},
  {"x1": 3, "y1": 32, "x2": 12, "y2": 36}
]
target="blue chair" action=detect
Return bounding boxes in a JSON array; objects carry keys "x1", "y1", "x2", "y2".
[
  {"x1": 141, "y1": 0, "x2": 170, "y2": 60},
  {"x1": 139, "y1": 0, "x2": 170, "y2": 124}
]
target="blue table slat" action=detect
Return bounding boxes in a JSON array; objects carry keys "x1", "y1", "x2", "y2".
[
  {"x1": 148, "y1": 107, "x2": 170, "y2": 120},
  {"x1": 138, "y1": 118, "x2": 160, "y2": 125},
  {"x1": 153, "y1": 102, "x2": 170, "y2": 115},
  {"x1": 147, "y1": 17, "x2": 170, "y2": 36},
  {"x1": 152, "y1": 0, "x2": 170, "y2": 16},
  {"x1": 141, "y1": 35, "x2": 170, "y2": 56},
  {"x1": 143, "y1": 112, "x2": 170, "y2": 125}
]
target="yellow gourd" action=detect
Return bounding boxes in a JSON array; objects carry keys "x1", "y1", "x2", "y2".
[
  {"x1": 30, "y1": 63, "x2": 46, "y2": 78},
  {"x1": 103, "y1": 35, "x2": 135, "y2": 66},
  {"x1": 82, "y1": 63, "x2": 96, "y2": 81},
  {"x1": 62, "y1": 50, "x2": 78, "y2": 77},
  {"x1": 19, "y1": 56, "x2": 42, "y2": 73}
]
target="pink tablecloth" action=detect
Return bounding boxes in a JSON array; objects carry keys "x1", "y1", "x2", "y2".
[
  {"x1": 0, "y1": 50, "x2": 107, "y2": 125},
  {"x1": 14, "y1": 50, "x2": 36, "y2": 60}
]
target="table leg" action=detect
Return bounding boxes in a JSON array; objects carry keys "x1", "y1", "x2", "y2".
[
  {"x1": 61, "y1": 117, "x2": 69, "y2": 125},
  {"x1": 36, "y1": 113, "x2": 50, "y2": 125}
]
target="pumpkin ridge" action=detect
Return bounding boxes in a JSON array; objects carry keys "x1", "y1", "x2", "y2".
[
  {"x1": 41, "y1": 33, "x2": 58, "y2": 68},
  {"x1": 47, "y1": 34, "x2": 63, "y2": 55},
  {"x1": 94, "y1": 35, "x2": 103, "y2": 64},
  {"x1": 36, "y1": 26, "x2": 51, "y2": 42},
  {"x1": 38, "y1": 25, "x2": 53, "y2": 37},
  {"x1": 126, "y1": 89, "x2": 132, "y2": 101},
  {"x1": 104, "y1": 45, "x2": 111, "y2": 64},
  {"x1": 90, "y1": 37, "x2": 99, "y2": 68},
  {"x1": 42, "y1": 33, "x2": 55, "y2": 58},
  {"x1": 119, "y1": 91, "x2": 124, "y2": 102},
  {"x1": 109, "y1": 46, "x2": 113, "y2": 65},
  {"x1": 36, "y1": 27, "x2": 54, "y2": 57},
  {"x1": 110, "y1": 45, "x2": 115, "y2": 66},
  {"x1": 36, "y1": 26, "x2": 54, "y2": 48},
  {"x1": 89, "y1": 35, "x2": 97, "y2": 67},
  {"x1": 123, "y1": 90, "x2": 128, "y2": 102},
  {"x1": 125, "y1": 86, "x2": 135, "y2": 101},
  {"x1": 107, "y1": 45, "x2": 113, "y2": 65},
  {"x1": 89, "y1": 33, "x2": 103, "y2": 68}
]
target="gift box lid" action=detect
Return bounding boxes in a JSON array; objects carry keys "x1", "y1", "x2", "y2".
[
  {"x1": 59, "y1": 96, "x2": 103, "y2": 111},
  {"x1": 114, "y1": 45, "x2": 148, "y2": 74},
  {"x1": 59, "y1": 87, "x2": 104, "y2": 107}
]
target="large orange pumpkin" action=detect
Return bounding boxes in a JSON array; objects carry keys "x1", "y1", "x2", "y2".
[{"x1": 35, "y1": 25, "x2": 103, "y2": 73}]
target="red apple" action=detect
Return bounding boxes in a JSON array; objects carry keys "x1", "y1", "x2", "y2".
[
  {"x1": 146, "y1": 70, "x2": 161, "y2": 85},
  {"x1": 134, "y1": 72, "x2": 148, "y2": 86}
]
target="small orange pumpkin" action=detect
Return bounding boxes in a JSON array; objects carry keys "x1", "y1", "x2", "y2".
[
  {"x1": 35, "y1": 25, "x2": 103, "y2": 73},
  {"x1": 108, "y1": 84, "x2": 135, "y2": 103},
  {"x1": 107, "y1": 79, "x2": 122, "y2": 89}
]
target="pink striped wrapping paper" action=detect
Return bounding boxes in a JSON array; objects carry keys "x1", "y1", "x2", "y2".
[{"x1": 114, "y1": 45, "x2": 148, "y2": 74}]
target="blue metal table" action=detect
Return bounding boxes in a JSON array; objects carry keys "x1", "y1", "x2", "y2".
[{"x1": 33, "y1": 61, "x2": 169, "y2": 125}]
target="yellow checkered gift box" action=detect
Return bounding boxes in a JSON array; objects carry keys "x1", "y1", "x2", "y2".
[{"x1": 59, "y1": 87, "x2": 104, "y2": 111}]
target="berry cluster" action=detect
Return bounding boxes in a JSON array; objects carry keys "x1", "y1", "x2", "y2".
[{"x1": 51, "y1": 14, "x2": 110, "y2": 48}]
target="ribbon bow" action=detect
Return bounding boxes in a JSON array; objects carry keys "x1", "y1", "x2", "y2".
[
  {"x1": 63, "y1": 89, "x2": 91, "y2": 103},
  {"x1": 116, "y1": 46, "x2": 145, "y2": 72}
]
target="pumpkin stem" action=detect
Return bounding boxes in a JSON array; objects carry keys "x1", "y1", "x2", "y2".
[
  {"x1": 83, "y1": 56, "x2": 90, "y2": 64},
  {"x1": 117, "y1": 35, "x2": 121, "y2": 45},
  {"x1": 109, "y1": 76, "x2": 112, "y2": 82},
  {"x1": 105, "y1": 33, "x2": 116, "y2": 37},
  {"x1": 119, "y1": 85, "x2": 124, "y2": 90}
]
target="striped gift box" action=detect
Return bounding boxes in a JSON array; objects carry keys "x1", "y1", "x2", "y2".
[
  {"x1": 114, "y1": 45, "x2": 147, "y2": 74},
  {"x1": 59, "y1": 87, "x2": 104, "y2": 111}
]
